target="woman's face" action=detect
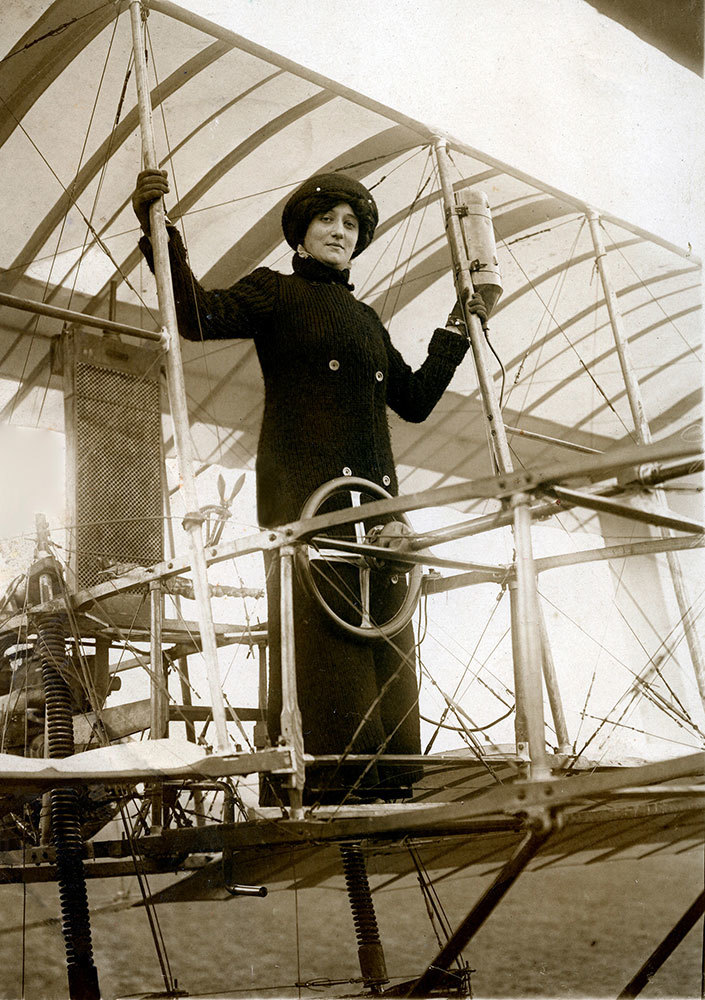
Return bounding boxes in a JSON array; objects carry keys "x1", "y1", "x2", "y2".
[{"x1": 303, "y1": 202, "x2": 359, "y2": 269}]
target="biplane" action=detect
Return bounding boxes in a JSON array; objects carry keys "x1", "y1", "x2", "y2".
[{"x1": 0, "y1": 2, "x2": 703, "y2": 998}]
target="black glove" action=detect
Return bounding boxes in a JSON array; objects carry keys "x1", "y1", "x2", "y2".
[
  {"x1": 447, "y1": 288, "x2": 488, "y2": 332},
  {"x1": 131, "y1": 168, "x2": 170, "y2": 235}
]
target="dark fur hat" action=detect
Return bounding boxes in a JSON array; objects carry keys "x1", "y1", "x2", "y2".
[{"x1": 281, "y1": 173, "x2": 379, "y2": 258}]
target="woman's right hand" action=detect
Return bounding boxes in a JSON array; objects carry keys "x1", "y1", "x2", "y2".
[{"x1": 131, "y1": 169, "x2": 170, "y2": 234}]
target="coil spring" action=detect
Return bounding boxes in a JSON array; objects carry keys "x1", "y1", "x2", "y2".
[
  {"x1": 36, "y1": 614, "x2": 100, "y2": 1000},
  {"x1": 36, "y1": 614, "x2": 74, "y2": 759},
  {"x1": 340, "y1": 845, "x2": 382, "y2": 947}
]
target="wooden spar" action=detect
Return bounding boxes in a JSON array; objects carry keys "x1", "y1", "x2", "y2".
[
  {"x1": 0, "y1": 290, "x2": 162, "y2": 342},
  {"x1": 279, "y1": 546, "x2": 305, "y2": 817},
  {"x1": 510, "y1": 496, "x2": 550, "y2": 778},
  {"x1": 435, "y1": 137, "x2": 553, "y2": 775},
  {"x1": 128, "y1": 0, "x2": 230, "y2": 751},
  {"x1": 587, "y1": 209, "x2": 705, "y2": 709},
  {"x1": 434, "y1": 137, "x2": 513, "y2": 475},
  {"x1": 503, "y1": 423, "x2": 603, "y2": 455},
  {"x1": 149, "y1": 582, "x2": 168, "y2": 738}
]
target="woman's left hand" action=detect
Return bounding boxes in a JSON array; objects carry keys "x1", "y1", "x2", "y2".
[{"x1": 446, "y1": 290, "x2": 488, "y2": 333}]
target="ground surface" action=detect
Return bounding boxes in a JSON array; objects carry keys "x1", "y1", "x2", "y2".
[{"x1": 0, "y1": 851, "x2": 701, "y2": 999}]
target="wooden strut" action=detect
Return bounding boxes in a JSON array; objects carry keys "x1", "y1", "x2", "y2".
[
  {"x1": 617, "y1": 890, "x2": 705, "y2": 999},
  {"x1": 434, "y1": 138, "x2": 555, "y2": 777},
  {"x1": 128, "y1": 0, "x2": 230, "y2": 750},
  {"x1": 406, "y1": 813, "x2": 556, "y2": 997},
  {"x1": 587, "y1": 209, "x2": 705, "y2": 711}
]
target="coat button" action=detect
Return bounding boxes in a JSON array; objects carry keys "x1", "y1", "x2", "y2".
[
  {"x1": 342, "y1": 467, "x2": 352, "y2": 476},
  {"x1": 329, "y1": 359, "x2": 340, "y2": 371},
  {"x1": 375, "y1": 370, "x2": 384, "y2": 381},
  {"x1": 382, "y1": 475, "x2": 391, "y2": 486}
]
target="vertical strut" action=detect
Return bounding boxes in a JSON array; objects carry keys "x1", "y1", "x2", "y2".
[
  {"x1": 511, "y1": 496, "x2": 550, "y2": 779},
  {"x1": 435, "y1": 139, "x2": 558, "y2": 770},
  {"x1": 587, "y1": 209, "x2": 705, "y2": 710},
  {"x1": 128, "y1": 0, "x2": 230, "y2": 750},
  {"x1": 434, "y1": 138, "x2": 513, "y2": 475},
  {"x1": 279, "y1": 546, "x2": 305, "y2": 817}
]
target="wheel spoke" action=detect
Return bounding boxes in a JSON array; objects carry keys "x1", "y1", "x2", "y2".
[{"x1": 359, "y1": 566, "x2": 371, "y2": 628}]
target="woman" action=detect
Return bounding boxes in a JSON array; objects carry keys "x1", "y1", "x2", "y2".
[{"x1": 133, "y1": 170, "x2": 485, "y2": 803}]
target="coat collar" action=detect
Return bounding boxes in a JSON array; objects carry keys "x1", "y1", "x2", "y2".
[{"x1": 292, "y1": 253, "x2": 354, "y2": 290}]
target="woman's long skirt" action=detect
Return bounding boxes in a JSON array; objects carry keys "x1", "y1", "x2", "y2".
[{"x1": 262, "y1": 550, "x2": 422, "y2": 804}]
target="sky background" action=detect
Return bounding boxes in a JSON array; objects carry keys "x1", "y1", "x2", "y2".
[{"x1": 176, "y1": 0, "x2": 704, "y2": 253}]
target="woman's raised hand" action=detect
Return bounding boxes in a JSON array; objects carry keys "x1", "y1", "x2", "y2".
[
  {"x1": 131, "y1": 169, "x2": 170, "y2": 234},
  {"x1": 446, "y1": 289, "x2": 489, "y2": 333}
]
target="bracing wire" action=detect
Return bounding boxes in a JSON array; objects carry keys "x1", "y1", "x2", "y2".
[
  {"x1": 376, "y1": 148, "x2": 435, "y2": 323},
  {"x1": 65, "y1": 15, "x2": 124, "y2": 313},
  {"x1": 300, "y1": 536, "x2": 513, "y2": 810},
  {"x1": 539, "y1": 587, "x2": 705, "y2": 764},
  {"x1": 0, "y1": 91, "x2": 159, "y2": 327},
  {"x1": 144, "y1": 21, "x2": 225, "y2": 469},
  {"x1": 495, "y1": 212, "x2": 636, "y2": 441},
  {"x1": 29, "y1": 15, "x2": 124, "y2": 430},
  {"x1": 424, "y1": 584, "x2": 509, "y2": 753},
  {"x1": 600, "y1": 219, "x2": 702, "y2": 362},
  {"x1": 356, "y1": 145, "x2": 435, "y2": 301}
]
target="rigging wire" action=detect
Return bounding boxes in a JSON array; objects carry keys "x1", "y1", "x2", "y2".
[
  {"x1": 117, "y1": 800, "x2": 176, "y2": 996},
  {"x1": 65, "y1": 15, "x2": 124, "y2": 313},
  {"x1": 375, "y1": 149, "x2": 435, "y2": 324},
  {"x1": 0, "y1": 91, "x2": 159, "y2": 326},
  {"x1": 541, "y1": 589, "x2": 705, "y2": 765},
  {"x1": 424, "y1": 583, "x2": 509, "y2": 753},
  {"x1": 301, "y1": 537, "x2": 513, "y2": 810},
  {"x1": 356, "y1": 146, "x2": 435, "y2": 300},
  {"x1": 600, "y1": 219, "x2": 702, "y2": 362},
  {"x1": 501, "y1": 216, "x2": 585, "y2": 415},
  {"x1": 29, "y1": 13, "x2": 124, "y2": 430},
  {"x1": 579, "y1": 712, "x2": 702, "y2": 750},
  {"x1": 496, "y1": 214, "x2": 636, "y2": 442},
  {"x1": 0, "y1": 95, "x2": 158, "y2": 325},
  {"x1": 573, "y1": 512, "x2": 639, "y2": 749},
  {"x1": 145, "y1": 21, "x2": 225, "y2": 469},
  {"x1": 611, "y1": 591, "x2": 701, "y2": 729},
  {"x1": 409, "y1": 844, "x2": 452, "y2": 951}
]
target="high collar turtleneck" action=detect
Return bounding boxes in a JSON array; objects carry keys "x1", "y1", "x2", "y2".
[{"x1": 292, "y1": 252, "x2": 354, "y2": 290}]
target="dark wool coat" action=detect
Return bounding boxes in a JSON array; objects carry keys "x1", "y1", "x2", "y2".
[{"x1": 140, "y1": 228, "x2": 469, "y2": 800}]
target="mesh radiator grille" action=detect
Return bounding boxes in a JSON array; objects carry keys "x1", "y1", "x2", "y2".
[{"x1": 63, "y1": 331, "x2": 164, "y2": 589}]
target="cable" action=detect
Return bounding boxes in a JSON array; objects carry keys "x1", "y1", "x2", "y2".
[
  {"x1": 600, "y1": 219, "x2": 701, "y2": 362},
  {"x1": 420, "y1": 706, "x2": 515, "y2": 733}
]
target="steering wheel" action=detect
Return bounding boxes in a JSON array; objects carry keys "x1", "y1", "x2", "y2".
[{"x1": 294, "y1": 477, "x2": 424, "y2": 640}]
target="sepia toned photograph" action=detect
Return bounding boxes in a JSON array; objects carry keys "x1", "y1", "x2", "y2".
[{"x1": 0, "y1": 2, "x2": 702, "y2": 998}]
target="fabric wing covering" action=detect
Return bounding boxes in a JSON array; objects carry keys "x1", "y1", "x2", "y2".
[{"x1": 0, "y1": 0, "x2": 700, "y2": 515}]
